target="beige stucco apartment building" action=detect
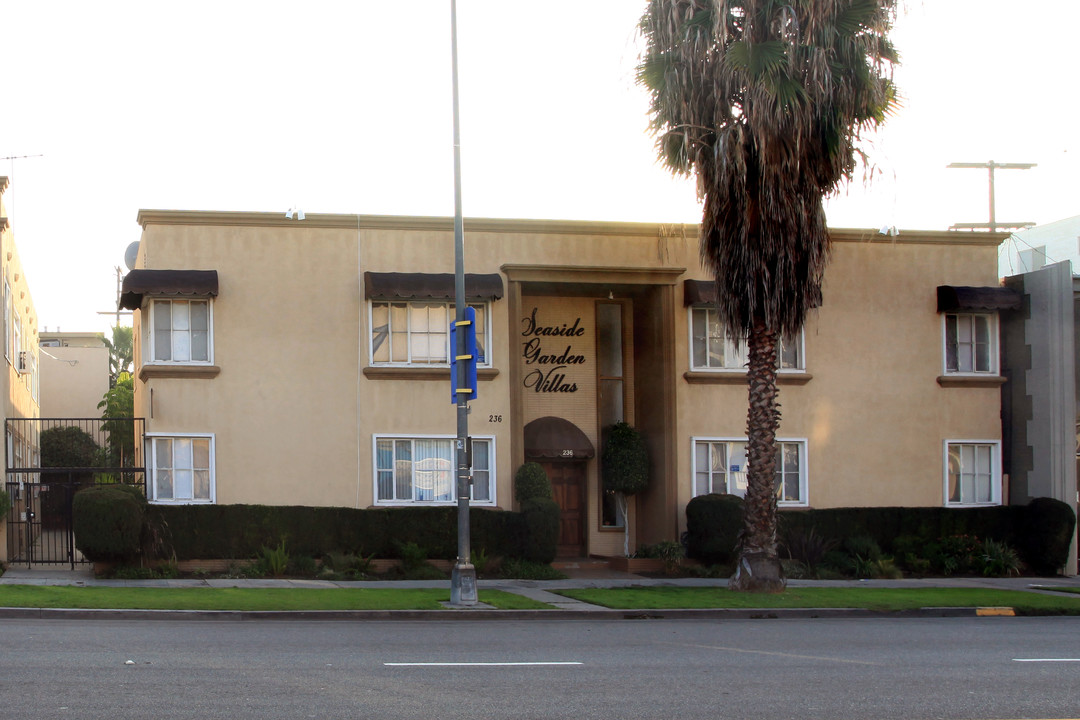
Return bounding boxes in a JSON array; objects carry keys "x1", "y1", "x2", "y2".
[
  {"x1": 0, "y1": 178, "x2": 42, "y2": 562},
  {"x1": 122, "y1": 210, "x2": 1011, "y2": 558},
  {"x1": 38, "y1": 332, "x2": 109, "y2": 421}
]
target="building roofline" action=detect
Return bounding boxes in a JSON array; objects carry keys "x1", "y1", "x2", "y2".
[{"x1": 135, "y1": 209, "x2": 1007, "y2": 247}]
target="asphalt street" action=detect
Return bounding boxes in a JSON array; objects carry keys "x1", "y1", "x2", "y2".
[{"x1": 0, "y1": 616, "x2": 1077, "y2": 719}]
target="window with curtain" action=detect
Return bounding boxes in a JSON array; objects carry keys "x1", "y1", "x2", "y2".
[
  {"x1": 693, "y1": 438, "x2": 807, "y2": 506},
  {"x1": 375, "y1": 436, "x2": 494, "y2": 504},
  {"x1": 690, "y1": 307, "x2": 801, "y2": 370},
  {"x1": 370, "y1": 301, "x2": 487, "y2": 366}
]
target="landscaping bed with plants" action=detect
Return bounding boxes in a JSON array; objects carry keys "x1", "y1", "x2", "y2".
[{"x1": 684, "y1": 493, "x2": 1076, "y2": 580}]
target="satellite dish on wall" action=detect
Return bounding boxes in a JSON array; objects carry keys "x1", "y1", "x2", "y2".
[{"x1": 124, "y1": 241, "x2": 140, "y2": 271}]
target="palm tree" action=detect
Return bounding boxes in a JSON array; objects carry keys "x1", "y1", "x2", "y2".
[{"x1": 638, "y1": 0, "x2": 898, "y2": 591}]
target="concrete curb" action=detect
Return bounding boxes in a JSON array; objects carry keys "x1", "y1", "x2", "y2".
[{"x1": 0, "y1": 605, "x2": 1025, "y2": 622}]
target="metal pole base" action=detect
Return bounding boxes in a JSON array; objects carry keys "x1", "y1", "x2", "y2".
[{"x1": 450, "y1": 561, "x2": 478, "y2": 606}]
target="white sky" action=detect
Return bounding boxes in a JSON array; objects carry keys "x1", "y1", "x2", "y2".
[{"x1": 2, "y1": 1, "x2": 1077, "y2": 335}]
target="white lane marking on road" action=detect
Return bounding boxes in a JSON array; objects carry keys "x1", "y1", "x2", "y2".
[
  {"x1": 384, "y1": 662, "x2": 583, "y2": 667},
  {"x1": 1012, "y1": 658, "x2": 1080, "y2": 663}
]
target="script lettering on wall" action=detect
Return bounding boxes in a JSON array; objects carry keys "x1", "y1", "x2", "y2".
[{"x1": 521, "y1": 307, "x2": 586, "y2": 393}]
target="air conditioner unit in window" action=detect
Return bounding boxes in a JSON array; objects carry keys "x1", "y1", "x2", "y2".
[{"x1": 17, "y1": 351, "x2": 28, "y2": 374}]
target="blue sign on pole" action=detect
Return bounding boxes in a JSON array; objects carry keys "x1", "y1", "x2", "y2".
[{"x1": 450, "y1": 305, "x2": 478, "y2": 403}]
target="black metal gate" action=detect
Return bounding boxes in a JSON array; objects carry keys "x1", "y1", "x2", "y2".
[{"x1": 4, "y1": 417, "x2": 145, "y2": 569}]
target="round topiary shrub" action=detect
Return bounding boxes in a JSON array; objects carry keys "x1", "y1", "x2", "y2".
[
  {"x1": 514, "y1": 462, "x2": 551, "y2": 503},
  {"x1": 601, "y1": 422, "x2": 649, "y2": 496},
  {"x1": 73, "y1": 485, "x2": 148, "y2": 563},
  {"x1": 1022, "y1": 497, "x2": 1077, "y2": 575}
]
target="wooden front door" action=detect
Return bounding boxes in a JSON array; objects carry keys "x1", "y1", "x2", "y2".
[{"x1": 542, "y1": 461, "x2": 586, "y2": 557}]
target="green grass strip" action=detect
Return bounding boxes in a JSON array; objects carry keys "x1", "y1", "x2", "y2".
[
  {"x1": 555, "y1": 587, "x2": 1080, "y2": 615},
  {"x1": 0, "y1": 586, "x2": 550, "y2": 611}
]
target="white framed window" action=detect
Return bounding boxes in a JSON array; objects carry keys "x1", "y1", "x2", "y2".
[
  {"x1": 147, "y1": 299, "x2": 213, "y2": 364},
  {"x1": 944, "y1": 440, "x2": 1000, "y2": 506},
  {"x1": 943, "y1": 313, "x2": 996, "y2": 374},
  {"x1": 147, "y1": 434, "x2": 215, "y2": 503},
  {"x1": 689, "y1": 307, "x2": 802, "y2": 371},
  {"x1": 692, "y1": 437, "x2": 808, "y2": 506},
  {"x1": 3, "y1": 278, "x2": 11, "y2": 364},
  {"x1": 370, "y1": 301, "x2": 489, "y2": 367},
  {"x1": 373, "y1": 434, "x2": 494, "y2": 505}
]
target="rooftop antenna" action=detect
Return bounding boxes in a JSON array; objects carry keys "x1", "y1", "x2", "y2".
[
  {"x1": 0, "y1": 154, "x2": 44, "y2": 225},
  {"x1": 96, "y1": 266, "x2": 133, "y2": 326},
  {"x1": 947, "y1": 160, "x2": 1037, "y2": 232}
]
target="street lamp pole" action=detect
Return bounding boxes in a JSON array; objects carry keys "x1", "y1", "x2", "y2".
[{"x1": 449, "y1": 0, "x2": 477, "y2": 606}]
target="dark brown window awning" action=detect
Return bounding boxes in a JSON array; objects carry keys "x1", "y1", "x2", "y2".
[
  {"x1": 523, "y1": 416, "x2": 595, "y2": 460},
  {"x1": 684, "y1": 279, "x2": 823, "y2": 308},
  {"x1": 119, "y1": 270, "x2": 219, "y2": 310},
  {"x1": 364, "y1": 272, "x2": 503, "y2": 301},
  {"x1": 684, "y1": 279, "x2": 717, "y2": 306},
  {"x1": 937, "y1": 285, "x2": 1022, "y2": 313}
]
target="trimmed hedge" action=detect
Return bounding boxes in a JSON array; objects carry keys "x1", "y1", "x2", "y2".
[
  {"x1": 134, "y1": 503, "x2": 555, "y2": 564},
  {"x1": 72, "y1": 485, "x2": 147, "y2": 562},
  {"x1": 685, "y1": 493, "x2": 744, "y2": 565},
  {"x1": 686, "y1": 495, "x2": 1077, "y2": 575},
  {"x1": 520, "y1": 498, "x2": 560, "y2": 564}
]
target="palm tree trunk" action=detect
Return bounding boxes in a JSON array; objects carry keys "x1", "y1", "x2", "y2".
[{"x1": 729, "y1": 317, "x2": 786, "y2": 592}]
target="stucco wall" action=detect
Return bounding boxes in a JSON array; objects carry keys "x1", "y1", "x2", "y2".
[
  {"x1": 1, "y1": 178, "x2": 41, "y2": 477},
  {"x1": 39, "y1": 346, "x2": 109, "y2": 419}
]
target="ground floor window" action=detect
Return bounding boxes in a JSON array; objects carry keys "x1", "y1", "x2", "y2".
[
  {"x1": 148, "y1": 434, "x2": 214, "y2": 503},
  {"x1": 692, "y1": 438, "x2": 807, "y2": 506},
  {"x1": 944, "y1": 441, "x2": 1000, "y2": 506},
  {"x1": 374, "y1": 435, "x2": 494, "y2": 505}
]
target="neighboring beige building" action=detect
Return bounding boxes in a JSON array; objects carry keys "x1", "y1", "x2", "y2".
[
  {"x1": 123, "y1": 210, "x2": 1012, "y2": 558},
  {"x1": 1, "y1": 177, "x2": 42, "y2": 563},
  {"x1": 39, "y1": 332, "x2": 110, "y2": 420}
]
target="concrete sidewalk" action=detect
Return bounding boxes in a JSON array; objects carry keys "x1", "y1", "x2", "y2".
[{"x1": 1, "y1": 565, "x2": 1078, "y2": 620}]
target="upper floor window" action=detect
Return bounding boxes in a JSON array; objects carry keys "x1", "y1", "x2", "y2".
[
  {"x1": 690, "y1": 307, "x2": 802, "y2": 371},
  {"x1": 943, "y1": 313, "x2": 995, "y2": 374},
  {"x1": 148, "y1": 299, "x2": 212, "y2": 364},
  {"x1": 692, "y1": 437, "x2": 807, "y2": 506},
  {"x1": 370, "y1": 301, "x2": 488, "y2": 367}
]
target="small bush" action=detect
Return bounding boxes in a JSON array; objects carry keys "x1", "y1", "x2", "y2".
[
  {"x1": 258, "y1": 540, "x2": 290, "y2": 576},
  {"x1": 842, "y1": 536, "x2": 882, "y2": 562},
  {"x1": 979, "y1": 538, "x2": 1021, "y2": 577},
  {"x1": 72, "y1": 485, "x2": 147, "y2": 562},
  {"x1": 470, "y1": 548, "x2": 491, "y2": 575},
  {"x1": 287, "y1": 555, "x2": 318, "y2": 578},
  {"x1": 496, "y1": 559, "x2": 566, "y2": 580},
  {"x1": 782, "y1": 526, "x2": 837, "y2": 571},
  {"x1": 514, "y1": 463, "x2": 551, "y2": 503},
  {"x1": 0, "y1": 487, "x2": 9, "y2": 520},
  {"x1": 601, "y1": 422, "x2": 650, "y2": 496},
  {"x1": 398, "y1": 541, "x2": 428, "y2": 572},
  {"x1": 685, "y1": 494, "x2": 743, "y2": 565},
  {"x1": 652, "y1": 540, "x2": 685, "y2": 573}
]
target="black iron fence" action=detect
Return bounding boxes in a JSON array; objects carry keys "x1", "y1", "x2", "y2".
[{"x1": 4, "y1": 417, "x2": 145, "y2": 568}]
